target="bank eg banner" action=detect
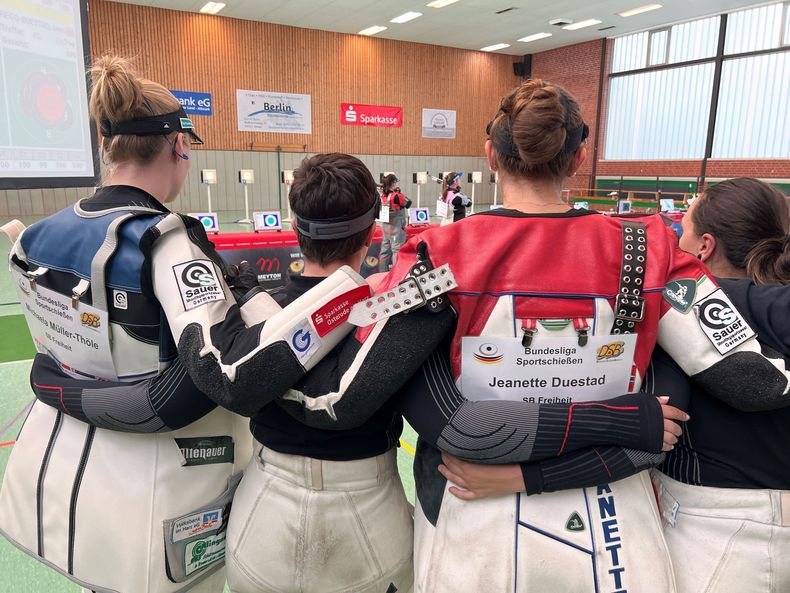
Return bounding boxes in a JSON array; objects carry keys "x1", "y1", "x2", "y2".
[
  {"x1": 341, "y1": 103, "x2": 402, "y2": 127},
  {"x1": 237, "y1": 90, "x2": 312, "y2": 134},
  {"x1": 171, "y1": 90, "x2": 213, "y2": 116}
]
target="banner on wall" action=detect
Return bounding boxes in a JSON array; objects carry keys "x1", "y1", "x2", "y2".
[
  {"x1": 237, "y1": 90, "x2": 312, "y2": 134},
  {"x1": 340, "y1": 103, "x2": 403, "y2": 127},
  {"x1": 422, "y1": 108, "x2": 457, "y2": 138},
  {"x1": 171, "y1": 90, "x2": 213, "y2": 116}
]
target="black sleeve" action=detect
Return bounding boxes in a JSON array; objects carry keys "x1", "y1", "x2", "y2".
[
  {"x1": 641, "y1": 346, "x2": 692, "y2": 411},
  {"x1": 30, "y1": 353, "x2": 216, "y2": 433},
  {"x1": 397, "y1": 343, "x2": 666, "y2": 463},
  {"x1": 520, "y1": 446, "x2": 666, "y2": 495},
  {"x1": 401, "y1": 196, "x2": 413, "y2": 208},
  {"x1": 451, "y1": 196, "x2": 463, "y2": 208},
  {"x1": 275, "y1": 305, "x2": 457, "y2": 430},
  {"x1": 718, "y1": 279, "x2": 790, "y2": 355}
]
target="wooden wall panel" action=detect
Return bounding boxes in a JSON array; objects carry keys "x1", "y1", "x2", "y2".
[{"x1": 87, "y1": 0, "x2": 517, "y2": 156}]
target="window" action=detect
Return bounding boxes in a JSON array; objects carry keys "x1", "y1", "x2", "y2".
[
  {"x1": 648, "y1": 29, "x2": 669, "y2": 65},
  {"x1": 712, "y1": 52, "x2": 790, "y2": 158},
  {"x1": 604, "y1": 64, "x2": 715, "y2": 160},
  {"x1": 725, "y1": 3, "x2": 785, "y2": 54}
]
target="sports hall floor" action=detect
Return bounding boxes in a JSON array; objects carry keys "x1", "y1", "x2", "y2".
[{"x1": 0, "y1": 213, "x2": 419, "y2": 593}]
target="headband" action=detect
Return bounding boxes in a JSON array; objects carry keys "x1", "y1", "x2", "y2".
[
  {"x1": 100, "y1": 108, "x2": 204, "y2": 144},
  {"x1": 294, "y1": 198, "x2": 380, "y2": 240}
]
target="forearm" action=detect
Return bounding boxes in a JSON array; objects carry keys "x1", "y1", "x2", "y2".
[
  {"x1": 30, "y1": 354, "x2": 216, "y2": 432},
  {"x1": 276, "y1": 305, "x2": 456, "y2": 429},
  {"x1": 400, "y1": 348, "x2": 665, "y2": 463},
  {"x1": 521, "y1": 446, "x2": 665, "y2": 495}
]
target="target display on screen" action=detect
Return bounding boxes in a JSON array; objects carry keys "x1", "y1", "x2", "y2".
[
  {"x1": 188, "y1": 212, "x2": 219, "y2": 233},
  {"x1": 0, "y1": 0, "x2": 97, "y2": 189},
  {"x1": 253, "y1": 211, "x2": 282, "y2": 231},
  {"x1": 409, "y1": 208, "x2": 431, "y2": 225}
]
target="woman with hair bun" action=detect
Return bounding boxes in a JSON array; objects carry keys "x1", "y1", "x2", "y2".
[
  {"x1": 651, "y1": 177, "x2": 790, "y2": 593},
  {"x1": 0, "y1": 56, "x2": 370, "y2": 593},
  {"x1": 278, "y1": 80, "x2": 790, "y2": 593}
]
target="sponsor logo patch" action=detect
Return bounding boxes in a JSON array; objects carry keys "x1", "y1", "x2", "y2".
[
  {"x1": 596, "y1": 341, "x2": 625, "y2": 362},
  {"x1": 184, "y1": 532, "x2": 226, "y2": 577},
  {"x1": 285, "y1": 319, "x2": 321, "y2": 365},
  {"x1": 175, "y1": 436, "x2": 234, "y2": 467},
  {"x1": 112, "y1": 289, "x2": 128, "y2": 310},
  {"x1": 565, "y1": 511, "x2": 586, "y2": 532},
  {"x1": 663, "y1": 278, "x2": 696, "y2": 313},
  {"x1": 694, "y1": 288, "x2": 756, "y2": 355},
  {"x1": 173, "y1": 260, "x2": 225, "y2": 311},
  {"x1": 172, "y1": 507, "x2": 225, "y2": 542}
]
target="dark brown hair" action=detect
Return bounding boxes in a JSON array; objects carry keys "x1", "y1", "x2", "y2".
[
  {"x1": 692, "y1": 177, "x2": 790, "y2": 285},
  {"x1": 488, "y1": 79, "x2": 584, "y2": 179},
  {"x1": 441, "y1": 172, "x2": 460, "y2": 201},
  {"x1": 381, "y1": 174, "x2": 398, "y2": 195},
  {"x1": 290, "y1": 153, "x2": 378, "y2": 266},
  {"x1": 89, "y1": 55, "x2": 181, "y2": 166}
]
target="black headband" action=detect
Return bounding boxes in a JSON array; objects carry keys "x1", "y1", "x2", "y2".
[
  {"x1": 294, "y1": 198, "x2": 380, "y2": 240},
  {"x1": 100, "y1": 108, "x2": 204, "y2": 144}
]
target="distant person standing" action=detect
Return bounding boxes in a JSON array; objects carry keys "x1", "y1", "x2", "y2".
[
  {"x1": 440, "y1": 172, "x2": 471, "y2": 224},
  {"x1": 379, "y1": 173, "x2": 411, "y2": 271}
]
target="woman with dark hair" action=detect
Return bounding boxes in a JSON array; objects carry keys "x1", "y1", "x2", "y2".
[
  {"x1": 650, "y1": 177, "x2": 790, "y2": 593},
  {"x1": 439, "y1": 172, "x2": 471, "y2": 223},
  {"x1": 278, "y1": 81, "x2": 790, "y2": 592},
  {"x1": 379, "y1": 173, "x2": 411, "y2": 271}
]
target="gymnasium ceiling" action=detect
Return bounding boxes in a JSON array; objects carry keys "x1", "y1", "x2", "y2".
[{"x1": 110, "y1": 0, "x2": 770, "y2": 55}]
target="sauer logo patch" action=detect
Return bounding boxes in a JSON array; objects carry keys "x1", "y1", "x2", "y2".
[
  {"x1": 694, "y1": 288, "x2": 756, "y2": 355},
  {"x1": 663, "y1": 278, "x2": 697, "y2": 313},
  {"x1": 173, "y1": 259, "x2": 225, "y2": 311}
]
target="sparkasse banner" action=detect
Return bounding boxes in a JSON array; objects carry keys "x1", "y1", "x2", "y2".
[{"x1": 341, "y1": 103, "x2": 402, "y2": 127}]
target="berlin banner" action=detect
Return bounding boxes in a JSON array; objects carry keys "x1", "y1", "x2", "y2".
[
  {"x1": 340, "y1": 103, "x2": 403, "y2": 127},
  {"x1": 237, "y1": 90, "x2": 312, "y2": 134}
]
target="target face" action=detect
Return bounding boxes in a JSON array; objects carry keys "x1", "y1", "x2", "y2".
[
  {"x1": 410, "y1": 208, "x2": 430, "y2": 225},
  {"x1": 188, "y1": 213, "x2": 218, "y2": 232},
  {"x1": 253, "y1": 211, "x2": 282, "y2": 231}
]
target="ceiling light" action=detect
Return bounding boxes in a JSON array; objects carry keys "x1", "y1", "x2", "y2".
[
  {"x1": 199, "y1": 2, "x2": 225, "y2": 14},
  {"x1": 358, "y1": 25, "x2": 387, "y2": 36},
  {"x1": 617, "y1": 4, "x2": 662, "y2": 17},
  {"x1": 426, "y1": 0, "x2": 460, "y2": 8},
  {"x1": 390, "y1": 11, "x2": 423, "y2": 23},
  {"x1": 563, "y1": 19, "x2": 603, "y2": 30},
  {"x1": 518, "y1": 32, "x2": 552, "y2": 43},
  {"x1": 480, "y1": 43, "x2": 511, "y2": 52}
]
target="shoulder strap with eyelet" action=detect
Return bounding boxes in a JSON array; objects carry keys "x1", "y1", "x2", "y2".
[{"x1": 611, "y1": 220, "x2": 647, "y2": 335}]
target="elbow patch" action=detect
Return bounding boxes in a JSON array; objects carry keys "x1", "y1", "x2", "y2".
[{"x1": 692, "y1": 351, "x2": 789, "y2": 412}]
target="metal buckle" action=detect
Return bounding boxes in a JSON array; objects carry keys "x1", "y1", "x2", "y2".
[
  {"x1": 348, "y1": 263, "x2": 458, "y2": 326},
  {"x1": 614, "y1": 293, "x2": 645, "y2": 322}
]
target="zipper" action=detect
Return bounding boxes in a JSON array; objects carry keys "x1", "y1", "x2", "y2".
[
  {"x1": 36, "y1": 410, "x2": 63, "y2": 558},
  {"x1": 67, "y1": 425, "x2": 96, "y2": 574}
]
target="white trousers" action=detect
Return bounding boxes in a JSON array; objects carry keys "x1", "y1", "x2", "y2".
[
  {"x1": 414, "y1": 471, "x2": 676, "y2": 593},
  {"x1": 226, "y1": 447, "x2": 413, "y2": 593},
  {"x1": 653, "y1": 471, "x2": 790, "y2": 593}
]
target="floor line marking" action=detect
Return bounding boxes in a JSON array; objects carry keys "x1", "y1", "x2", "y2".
[{"x1": 399, "y1": 439, "x2": 416, "y2": 456}]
